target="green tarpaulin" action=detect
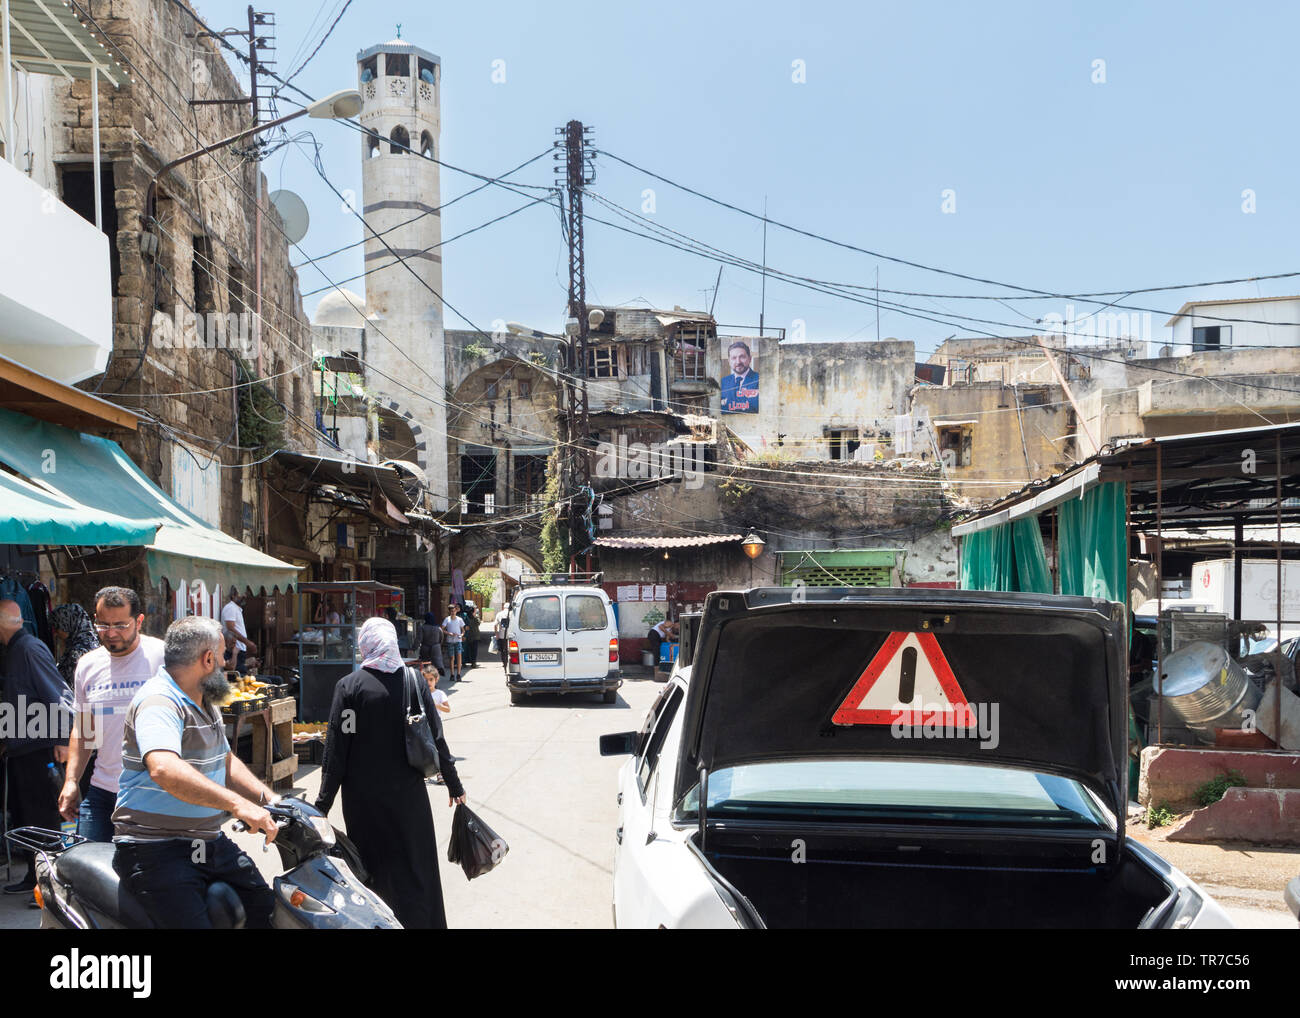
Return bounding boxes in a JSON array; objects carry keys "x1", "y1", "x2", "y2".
[
  {"x1": 0, "y1": 469, "x2": 158, "y2": 546},
  {"x1": 0, "y1": 407, "x2": 299, "y2": 592},
  {"x1": 959, "y1": 517, "x2": 1052, "y2": 593},
  {"x1": 1058, "y1": 481, "x2": 1127, "y2": 604}
]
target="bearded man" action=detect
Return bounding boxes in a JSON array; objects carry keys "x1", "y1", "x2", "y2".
[{"x1": 111, "y1": 616, "x2": 278, "y2": 928}]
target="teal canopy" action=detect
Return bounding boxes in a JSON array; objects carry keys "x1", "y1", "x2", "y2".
[
  {"x1": 1058, "y1": 480, "x2": 1128, "y2": 604},
  {"x1": 0, "y1": 469, "x2": 158, "y2": 546},
  {"x1": 959, "y1": 517, "x2": 1053, "y2": 594},
  {"x1": 0, "y1": 407, "x2": 299, "y2": 592}
]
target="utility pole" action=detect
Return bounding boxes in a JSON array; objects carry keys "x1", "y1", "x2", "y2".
[{"x1": 557, "y1": 120, "x2": 594, "y2": 571}]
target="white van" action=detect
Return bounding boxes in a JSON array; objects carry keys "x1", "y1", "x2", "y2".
[{"x1": 505, "y1": 584, "x2": 621, "y2": 705}]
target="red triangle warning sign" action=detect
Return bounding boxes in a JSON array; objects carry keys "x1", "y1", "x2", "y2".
[{"x1": 833, "y1": 631, "x2": 975, "y2": 727}]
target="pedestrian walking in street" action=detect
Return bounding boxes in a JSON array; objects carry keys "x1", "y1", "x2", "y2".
[
  {"x1": 418, "y1": 611, "x2": 447, "y2": 679},
  {"x1": 442, "y1": 602, "x2": 466, "y2": 682},
  {"x1": 496, "y1": 608, "x2": 511, "y2": 674},
  {"x1": 0, "y1": 598, "x2": 73, "y2": 904},
  {"x1": 57, "y1": 587, "x2": 165, "y2": 844},
  {"x1": 49, "y1": 603, "x2": 100, "y2": 686},
  {"x1": 463, "y1": 604, "x2": 481, "y2": 669},
  {"x1": 315, "y1": 617, "x2": 466, "y2": 929}
]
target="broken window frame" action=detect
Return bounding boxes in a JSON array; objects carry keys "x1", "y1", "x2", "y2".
[
  {"x1": 937, "y1": 424, "x2": 974, "y2": 468},
  {"x1": 587, "y1": 345, "x2": 618, "y2": 378}
]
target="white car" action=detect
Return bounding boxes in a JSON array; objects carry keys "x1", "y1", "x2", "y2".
[
  {"x1": 601, "y1": 586, "x2": 1233, "y2": 929},
  {"x1": 505, "y1": 583, "x2": 621, "y2": 704}
]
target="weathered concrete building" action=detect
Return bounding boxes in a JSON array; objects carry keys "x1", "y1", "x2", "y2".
[
  {"x1": 910, "y1": 380, "x2": 1075, "y2": 501},
  {"x1": 1073, "y1": 344, "x2": 1300, "y2": 451}
]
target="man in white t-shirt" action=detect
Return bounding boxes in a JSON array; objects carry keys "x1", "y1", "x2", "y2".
[
  {"x1": 221, "y1": 586, "x2": 257, "y2": 672},
  {"x1": 442, "y1": 602, "x2": 466, "y2": 682},
  {"x1": 57, "y1": 586, "x2": 165, "y2": 843}
]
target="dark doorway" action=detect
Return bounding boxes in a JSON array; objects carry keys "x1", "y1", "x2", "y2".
[
  {"x1": 59, "y1": 163, "x2": 119, "y2": 295},
  {"x1": 461, "y1": 448, "x2": 497, "y2": 514},
  {"x1": 513, "y1": 453, "x2": 548, "y2": 511}
]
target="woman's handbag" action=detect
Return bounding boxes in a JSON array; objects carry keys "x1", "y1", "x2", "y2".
[{"x1": 402, "y1": 667, "x2": 441, "y2": 778}]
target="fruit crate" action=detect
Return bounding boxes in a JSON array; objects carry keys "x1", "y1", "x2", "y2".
[
  {"x1": 221, "y1": 695, "x2": 269, "y2": 718},
  {"x1": 269, "y1": 697, "x2": 296, "y2": 724},
  {"x1": 294, "y1": 736, "x2": 325, "y2": 766}
]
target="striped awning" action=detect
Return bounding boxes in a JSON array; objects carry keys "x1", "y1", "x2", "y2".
[{"x1": 4, "y1": 0, "x2": 130, "y2": 86}]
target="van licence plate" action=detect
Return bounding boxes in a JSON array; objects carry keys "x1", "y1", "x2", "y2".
[{"x1": 524, "y1": 651, "x2": 559, "y2": 662}]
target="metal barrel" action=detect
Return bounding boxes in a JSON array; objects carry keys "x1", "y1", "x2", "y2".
[{"x1": 1155, "y1": 640, "x2": 1262, "y2": 742}]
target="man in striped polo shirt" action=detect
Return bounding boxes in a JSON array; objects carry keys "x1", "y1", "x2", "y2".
[{"x1": 112, "y1": 616, "x2": 278, "y2": 928}]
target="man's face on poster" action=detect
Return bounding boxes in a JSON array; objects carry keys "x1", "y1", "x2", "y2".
[{"x1": 729, "y1": 344, "x2": 751, "y2": 375}]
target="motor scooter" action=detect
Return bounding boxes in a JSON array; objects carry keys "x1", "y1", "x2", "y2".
[{"x1": 5, "y1": 797, "x2": 401, "y2": 929}]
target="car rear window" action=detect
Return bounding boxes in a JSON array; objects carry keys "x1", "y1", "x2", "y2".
[
  {"x1": 518, "y1": 595, "x2": 561, "y2": 631},
  {"x1": 565, "y1": 594, "x2": 609, "y2": 631},
  {"x1": 676, "y1": 760, "x2": 1111, "y2": 828}
]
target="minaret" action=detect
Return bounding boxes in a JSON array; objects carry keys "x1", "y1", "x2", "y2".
[{"x1": 357, "y1": 37, "x2": 448, "y2": 507}]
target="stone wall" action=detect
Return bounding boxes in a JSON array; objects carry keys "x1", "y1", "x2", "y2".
[{"x1": 55, "y1": 0, "x2": 317, "y2": 541}]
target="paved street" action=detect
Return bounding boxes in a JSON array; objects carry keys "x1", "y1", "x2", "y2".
[{"x1": 247, "y1": 653, "x2": 662, "y2": 929}]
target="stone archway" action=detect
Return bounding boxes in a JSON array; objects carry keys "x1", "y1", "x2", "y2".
[{"x1": 376, "y1": 397, "x2": 429, "y2": 473}]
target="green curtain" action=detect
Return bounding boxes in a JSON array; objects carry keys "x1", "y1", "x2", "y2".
[
  {"x1": 960, "y1": 517, "x2": 1052, "y2": 593},
  {"x1": 1058, "y1": 481, "x2": 1127, "y2": 603}
]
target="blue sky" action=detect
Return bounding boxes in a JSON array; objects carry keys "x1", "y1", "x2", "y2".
[{"x1": 202, "y1": 0, "x2": 1300, "y2": 354}]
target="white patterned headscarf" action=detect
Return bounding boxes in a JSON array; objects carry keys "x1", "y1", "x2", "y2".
[{"x1": 358, "y1": 617, "x2": 404, "y2": 673}]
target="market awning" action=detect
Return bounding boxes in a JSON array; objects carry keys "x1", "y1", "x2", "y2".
[
  {"x1": 274, "y1": 450, "x2": 420, "y2": 511},
  {"x1": 0, "y1": 468, "x2": 157, "y2": 546},
  {"x1": 0, "y1": 407, "x2": 299, "y2": 592},
  {"x1": 0, "y1": 353, "x2": 138, "y2": 431}
]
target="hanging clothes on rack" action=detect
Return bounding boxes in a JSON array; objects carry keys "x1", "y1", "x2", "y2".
[
  {"x1": 0, "y1": 576, "x2": 37, "y2": 636},
  {"x1": 27, "y1": 579, "x2": 54, "y2": 653}
]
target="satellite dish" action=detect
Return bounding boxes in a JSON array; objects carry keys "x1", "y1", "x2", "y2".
[{"x1": 270, "y1": 189, "x2": 310, "y2": 245}]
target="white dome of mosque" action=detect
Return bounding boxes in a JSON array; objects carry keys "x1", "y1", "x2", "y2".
[{"x1": 312, "y1": 288, "x2": 370, "y2": 328}]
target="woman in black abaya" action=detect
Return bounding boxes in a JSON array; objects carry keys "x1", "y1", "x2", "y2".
[{"x1": 315, "y1": 617, "x2": 466, "y2": 928}]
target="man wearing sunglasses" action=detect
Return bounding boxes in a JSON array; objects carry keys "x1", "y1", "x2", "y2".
[{"x1": 57, "y1": 587, "x2": 164, "y2": 843}]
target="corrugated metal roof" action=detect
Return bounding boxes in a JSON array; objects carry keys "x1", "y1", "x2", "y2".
[
  {"x1": 593, "y1": 534, "x2": 743, "y2": 550},
  {"x1": 6, "y1": 0, "x2": 130, "y2": 86}
]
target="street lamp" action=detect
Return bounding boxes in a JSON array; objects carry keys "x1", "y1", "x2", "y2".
[
  {"x1": 144, "y1": 89, "x2": 363, "y2": 240},
  {"x1": 741, "y1": 533, "x2": 766, "y2": 560}
]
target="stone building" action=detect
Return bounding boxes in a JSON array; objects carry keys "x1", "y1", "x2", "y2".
[{"x1": 15, "y1": 0, "x2": 322, "y2": 542}]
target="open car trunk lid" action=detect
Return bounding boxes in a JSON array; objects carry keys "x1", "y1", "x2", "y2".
[{"x1": 675, "y1": 587, "x2": 1129, "y2": 853}]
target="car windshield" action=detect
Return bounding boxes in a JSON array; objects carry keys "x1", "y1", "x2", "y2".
[{"x1": 675, "y1": 759, "x2": 1111, "y2": 828}]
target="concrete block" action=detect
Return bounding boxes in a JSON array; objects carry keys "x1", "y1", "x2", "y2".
[
  {"x1": 1138, "y1": 745, "x2": 1300, "y2": 805},
  {"x1": 1256, "y1": 679, "x2": 1300, "y2": 751},
  {"x1": 1168, "y1": 787, "x2": 1300, "y2": 845}
]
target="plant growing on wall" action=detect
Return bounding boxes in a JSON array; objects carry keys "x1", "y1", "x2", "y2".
[
  {"x1": 464, "y1": 340, "x2": 493, "y2": 358},
  {"x1": 539, "y1": 448, "x2": 569, "y2": 571},
  {"x1": 237, "y1": 358, "x2": 286, "y2": 450}
]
